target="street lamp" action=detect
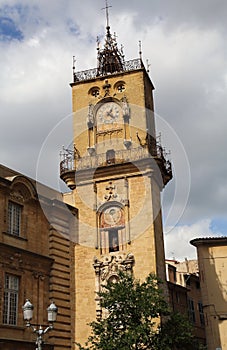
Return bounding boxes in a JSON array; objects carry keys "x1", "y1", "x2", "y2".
[{"x1": 22, "y1": 299, "x2": 58, "y2": 350}]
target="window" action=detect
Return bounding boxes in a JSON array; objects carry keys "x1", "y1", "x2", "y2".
[
  {"x1": 198, "y1": 301, "x2": 205, "y2": 326},
  {"x1": 92, "y1": 89, "x2": 99, "y2": 97},
  {"x1": 8, "y1": 201, "x2": 22, "y2": 236},
  {"x1": 3, "y1": 274, "x2": 19, "y2": 325},
  {"x1": 109, "y1": 229, "x2": 119, "y2": 252},
  {"x1": 188, "y1": 299, "x2": 196, "y2": 323},
  {"x1": 89, "y1": 87, "x2": 100, "y2": 97},
  {"x1": 100, "y1": 206, "x2": 126, "y2": 254},
  {"x1": 185, "y1": 275, "x2": 191, "y2": 286},
  {"x1": 114, "y1": 81, "x2": 126, "y2": 93},
  {"x1": 101, "y1": 227, "x2": 121, "y2": 253},
  {"x1": 117, "y1": 84, "x2": 125, "y2": 92},
  {"x1": 176, "y1": 292, "x2": 180, "y2": 303},
  {"x1": 106, "y1": 149, "x2": 115, "y2": 164},
  {"x1": 196, "y1": 281, "x2": 200, "y2": 289}
]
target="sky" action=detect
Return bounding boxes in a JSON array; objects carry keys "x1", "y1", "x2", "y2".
[{"x1": 0, "y1": 0, "x2": 227, "y2": 261}]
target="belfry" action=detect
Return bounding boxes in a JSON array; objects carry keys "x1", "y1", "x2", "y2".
[{"x1": 60, "y1": 3, "x2": 172, "y2": 345}]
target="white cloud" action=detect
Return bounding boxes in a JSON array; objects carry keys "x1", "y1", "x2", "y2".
[
  {"x1": 0, "y1": 0, "x2": 227, "y2": 257},
  {"x1": 164, "y1": 219, "x2": 222, "y2": 261}
]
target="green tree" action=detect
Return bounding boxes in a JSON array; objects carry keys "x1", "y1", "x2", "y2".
[
  {"x1": 154, "y1": 312, "x2": 194, "y2": 349},
  {"x1": 77, "y1": 272, "x2": 198, "y2": 350}
]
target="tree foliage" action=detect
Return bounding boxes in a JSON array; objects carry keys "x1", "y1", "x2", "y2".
[
  {"x1": 154, "y1": 312, "x2": 194, "y2": 349},
  {"x1": 77, "y1": 272, "x2": 201, "y2": 350}
]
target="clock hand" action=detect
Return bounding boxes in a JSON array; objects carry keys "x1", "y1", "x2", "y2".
[{"x1": 106, "y1": 112, "x2": 114, "y2": 119}]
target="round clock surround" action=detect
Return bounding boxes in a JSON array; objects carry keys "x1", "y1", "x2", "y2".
[
  {"x1": 102, "y1": 206, "x2": 122, "y2": 226},
  {"x1": 96, "y1": 101, "x2": 121, "y2": 125}
]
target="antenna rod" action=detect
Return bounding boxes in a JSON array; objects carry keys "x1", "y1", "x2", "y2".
[
  {"x1": 146, "y1": 59, "x2": 151, "y2": 73},
  {"x1": 139, "y1": 40, "x2": 142, "y2": 60},
  {"x1": 72, "y1": 56, "x2": 76, "y2": 75}
]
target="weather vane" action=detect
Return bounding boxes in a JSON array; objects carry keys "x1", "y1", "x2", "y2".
[{"x1": 102, "y1": 0, "x2": 112, "y2": 28}]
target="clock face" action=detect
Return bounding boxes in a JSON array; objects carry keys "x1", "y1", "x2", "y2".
[
  {"x1": 96, "y1": 102, "x2": 121, "y2": 125},
  {"x1": 103, "y1": 206, "x2": 122, "y2": 226}
]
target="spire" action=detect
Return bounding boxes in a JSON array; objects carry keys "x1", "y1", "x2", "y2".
[{"x1": 97, "y1": 1, "x2": 125, "y2": 76}]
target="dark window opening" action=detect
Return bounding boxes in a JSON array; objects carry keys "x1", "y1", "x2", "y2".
[
  {"x1": 198, "y1": 302, "x2": 205, "y2": 326},
  {"x1": 117, "y1": 84, "x2": 125, "y2": 92},
  {"x1": 196, "y1": 281, "x2": 200, "y2": 289},
  {"x1": 106, "y1": 149, "x2": 115, "y2": 164},
  {"x1": 109, "y1": 229, "x2": 119, "y2": 252},
  {"x1": 185, "y1": 275, "x2": 191, "y2": 286},
  {"x1": 92, "y1": 89, "x2": 99, "y2": 97},
  {"x1": 188, "y1": 299, "x2": 196, "y2": 324}
]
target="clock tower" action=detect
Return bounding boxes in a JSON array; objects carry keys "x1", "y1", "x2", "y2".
[{"x1": 60, "y1": 13, "x2": 172, "y2": 347}]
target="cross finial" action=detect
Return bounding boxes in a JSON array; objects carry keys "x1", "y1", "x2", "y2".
[{"x1": 102, "y1": 0, "x2": 112, "y2": 29}]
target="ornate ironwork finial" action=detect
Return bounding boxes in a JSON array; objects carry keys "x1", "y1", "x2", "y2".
[{"x1": 97, "y1": 1, "x2": 125, "y2": 76}]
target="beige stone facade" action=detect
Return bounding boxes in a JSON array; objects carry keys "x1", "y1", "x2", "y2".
[
  {"x1": 0, "y1": 164, "x2": 76, "y2": 350},
  {"x1": 61, "y1": 38, "x2": 172, "y2": 344},
  {"x1": 191, "y1": 237, "x2": 227, "y2": 350}
]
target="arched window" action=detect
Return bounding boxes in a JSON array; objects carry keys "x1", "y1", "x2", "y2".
[
  {"x1": 99, "y1": 205, "x2": 126, "y2": 254},
  {"x1": 114, "y1": 80, "x2": 126, "y2": 93},
  {"x1": 88, "y1": 86, "x2": 100, "y2": 97}
]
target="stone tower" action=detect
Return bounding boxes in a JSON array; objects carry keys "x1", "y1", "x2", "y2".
[{"x1": 60, "y1": 11, "x2": 172, "y2": 346}]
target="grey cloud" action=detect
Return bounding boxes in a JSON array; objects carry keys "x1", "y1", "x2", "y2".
[{"x1": 0, "y1": 0, "x2": 227, "y2": 257}]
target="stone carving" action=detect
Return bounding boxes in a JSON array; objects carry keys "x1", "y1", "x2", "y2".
[
  {"x1": 93, "y1": 253, "x2": 135, "y2": 319},
  {"x1": 121, "y1": 96, "x2": 130, "y2": 118},
  {"x1": 32, "y1": 272, "x2": 45, "y2": 281},
  {"x1": 73, "y1": 144, "x2": 81, "y2": 159},
  {"x1": 102, "y1": 79, "x2": 111, "y2": 97},
  {"x1": 1, "y1": 252, "x2": 23, "y2": 270},
  {"x1": 10, "y1": 191, "x2": 24, "y2": 203},
  {"x1": 104, "y1": 181, "x2": 118, "y2": 201},
  {"x1": 94, "y1": 253, "x2": 134, "y2": 279},
  {"x1": 87, "y1": 103, "x2": 95, "y2": 127}
]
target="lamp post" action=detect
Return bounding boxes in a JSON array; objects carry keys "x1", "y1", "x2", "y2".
[{"x1": 22, "y1": 299, "x2": 58, "y2": 350}]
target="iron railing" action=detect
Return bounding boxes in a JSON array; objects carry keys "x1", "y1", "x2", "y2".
[
  {"x1": 73, "y1": 58, "x2": 143, "y2": 83},
  {"x1": 60, "y1": 146, "x2": 172, "y2": 176}
]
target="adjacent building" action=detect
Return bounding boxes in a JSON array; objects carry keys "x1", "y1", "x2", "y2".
[
  {"x1": 166, "y1": 259, "x2": 206, "y2": 346},
  {"x1": 191, "y1": 237, "x2": 227, "y2": 350},
  {"x1": 0, "y1": 164, "x2": 76, "y2": 350}
]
